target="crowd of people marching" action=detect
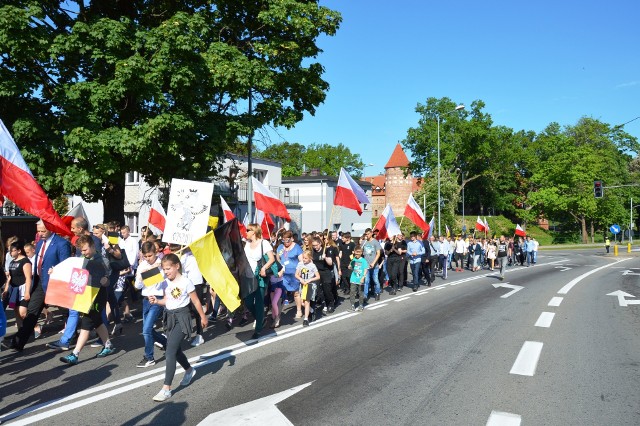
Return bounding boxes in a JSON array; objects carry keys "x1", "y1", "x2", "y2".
[{"x1": 0, "y1": 217, "x2": 540, "y2": 401}]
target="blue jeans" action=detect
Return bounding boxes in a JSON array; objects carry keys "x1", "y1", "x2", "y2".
[
  {"x1": 410, "y1": 262, "x2": 422, "y2": 287},
  {"x1": 533, "y1": 251, "x2": 538, "y2": 263},
  {"x1": 142, "y1": 297, "x2": 166, "y2": 361},
  {"x1": 364, "y1": 265, "x2": 381, "y2": 296},
  {"x1": 527, "y1": 251, "x2": 534, "y2": 265},
  {"x1": 60, "y1": 310, "x2": 80, "y2": 346}
]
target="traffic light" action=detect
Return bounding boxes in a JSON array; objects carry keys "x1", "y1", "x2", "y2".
[{"x1": 594, "y1": 180, "x2": 603, "y2": 198}]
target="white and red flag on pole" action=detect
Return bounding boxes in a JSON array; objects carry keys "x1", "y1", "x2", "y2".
[
  {"x1": 404, "y1": 193, "x2": 429, "y2": 232},
  {"x1": 252, "y1": 177, "x2": 291, "y2": 221},
  {"x1": 0, "y1": 119, "x2": 72, "y2": 237},
  {"x1": 373, "y1": 204, "x2": 401, "y2": 241},
  {"x1": 484, "y1": 217, "x2": 490, "y2": 235},
  {"x1": 254, "y1": 208, "x2": 275, "y2": 240},
  {"x1": 62, "y1": 202, "x2": 90, "y2": 230},
  {"x1": 148, "y1": 198, "x2": 167, "y2": 234},
  {"x1": 334, "y1": 168, "x2": 370, "y2": 215},
  {"x1": 220, "y1": 196, "x2": 247, "y2": 238},
  {"x1": 475, "y1": 216, "x2": 486, "y2": 232},
  {"x1": 426, "y1": 216, "x2": 435, "y2": 239},
  {"x1": 515, "y1": 224, "x2": 526, "y2": 237}
]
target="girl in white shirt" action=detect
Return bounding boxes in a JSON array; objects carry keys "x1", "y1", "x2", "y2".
[{"x1": 148, "y1": 254, "x2": 207, "y2": 402}]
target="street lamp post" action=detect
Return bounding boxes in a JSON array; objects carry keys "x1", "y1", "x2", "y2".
[{"x1": 436, "y1": 104, "x2": 465, "y2": 236}]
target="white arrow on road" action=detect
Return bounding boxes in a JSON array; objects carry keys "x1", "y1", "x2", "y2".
[
  {"x1": 198, "y1": 382, "x2": 313, "y2": 425},
  {"x1": 492, "y1": 283, "x2": 524, "y2": 298},
  {"x1": 607, "y1": 290, "x2": 640, "y2": 307},
  {"x1": 554, "y1": 266, "x2": 572, "y2": 272},
  {"x1": 620, "y1": 270, "x2": 640, "y2": 276}
]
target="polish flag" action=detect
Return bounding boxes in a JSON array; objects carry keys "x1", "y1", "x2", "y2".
[
  {"x1": 475, "y1": 216, "x2": 486, "y2": 232},
  {"x1": 220, "y1": 196, "x2": 246, "y2": 237},
  {"x1": 255, "y1": 209, "x2": 275, "y2": 239},
  {"x1": 484, "y1": 217, "x2": 490, "y2": 234},
  {"x1": 0, "y1": 119, "x2": 72, "y2": 236},
  {"x1": 252, "y1": 177, "x2": 290, "y2": 221},
  {"x1": 404, "y1": 193, "x2": 429, "y2": 232},
  {"x1": 334, "y1": 168, "x2": 370, "y2": 215},
  {"x1": 62, "y1": 202, "x2": 90, "y2": 230},
  {"x1": 515, "y1": 224, "x2": 526, "y2": 237},
  {"x1": 148, "y1": 198, "x2": 167, "y2": 234},
  {"x1": 426, "y1": 216, "x2": 435, "y2": 239},
  {"x1": 373, "y1": 204, "x2": 401, "y2": 241}
]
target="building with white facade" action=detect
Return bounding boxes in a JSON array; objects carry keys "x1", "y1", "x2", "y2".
[{"x1": 282, "y1": 174, "x2": 372, "y2": 234}]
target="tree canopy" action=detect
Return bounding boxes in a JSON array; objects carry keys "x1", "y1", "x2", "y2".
[
  {"x1": 257, "y1": 141, "x2": 364, "y2": 177},
  {"x1": 402, "y1": 97, "x2": 639, "y2": 242},
  {"x1": 0, "y1": 0, "x2": 341, "y2": 219}
]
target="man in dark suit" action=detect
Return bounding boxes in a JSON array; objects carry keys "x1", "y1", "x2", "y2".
[{"x1": 11, "y1": 220, "x2": 71, "y2": 351}]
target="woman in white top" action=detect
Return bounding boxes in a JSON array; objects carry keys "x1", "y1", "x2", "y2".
[
  {"x1": 148, "y1": 254, "x2": 207, "y2": 402},
  {"x1": 243, "y1": 223, "x2": 275, "y2": 340}
]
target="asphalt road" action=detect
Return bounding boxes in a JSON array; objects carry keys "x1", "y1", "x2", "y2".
[{"x1": 1, "y1": 249, "x2": 639, "y2": 425}]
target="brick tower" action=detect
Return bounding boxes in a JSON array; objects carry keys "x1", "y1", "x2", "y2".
[{"x1": 384, "y1": 144, "x2": 415, "y2": 217}]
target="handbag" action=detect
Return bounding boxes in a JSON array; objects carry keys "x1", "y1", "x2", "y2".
[{"x1": 257, "y1": 241, "x2": 282, "y2": 278}]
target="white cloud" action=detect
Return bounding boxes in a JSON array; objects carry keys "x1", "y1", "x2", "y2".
[{"x1": 615, "y1": 81, "x2": 639, "y2": 89}]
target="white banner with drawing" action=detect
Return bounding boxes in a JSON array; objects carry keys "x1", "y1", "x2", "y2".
[{"x1": 162, "y1": 178, "x2": 213, "y2": 245}]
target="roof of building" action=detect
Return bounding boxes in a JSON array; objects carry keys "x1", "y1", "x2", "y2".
[
  {"x1": 384, "y1": 144, "x2": 410, "y2": 169},
  {"x1": 282, "y1": 175, "x2": 372, "y2": 189},
  {"x1": 363, "y1": 175, "x2": 386, "y2": 196}
]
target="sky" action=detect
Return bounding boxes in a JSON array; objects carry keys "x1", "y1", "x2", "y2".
[{"x1": 263, "y1": 0, "x2": 640, "y2": 176}]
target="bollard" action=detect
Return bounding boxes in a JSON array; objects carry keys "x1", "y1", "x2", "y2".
[
  {"x1": 614, "y1": 244, "x2": 618, "y2": 256},
  {"x1": 628, "y1": 243, "x2": 632, "y2": 253}
]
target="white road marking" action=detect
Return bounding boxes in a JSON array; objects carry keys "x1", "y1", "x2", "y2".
[
  {"x1": 510, "y1": 341, "x2": 543, "y2": 376},
  {"x1": 486, "y1": 410, "x2": 522, "y2": 426},
  {"x1": 197, "y1": 382, "x2": 312, "y2": 425},
  {"x1": 548, "y1": 297, "x2": 563, "y2": 307},
  {"x1": 535, "y1": 312, "x2": 555, "y2": 328},
  {"x1": 606, "y1": 290, "x2": 640, "y2": 307},
  {"x1": 557, "y1": 258, "x2": 630, "y2": 294},
  {"x1": 367, "y1": 303, "x2": 388, "y2": 310},
  {"x1": 394, "y1": 297, "x2": 411, "y2": 302},
  {"x1": 492, "y1": 283, "x2": 524, "y2": 298}
]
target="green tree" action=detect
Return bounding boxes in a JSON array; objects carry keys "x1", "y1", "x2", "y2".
[
  {"x1": 0, "y1": 1, "x2": 341, "y2": 221},
  {"x1": 402, "y1": 97, "x2": 521, "y2": 225},
  {"x1": 525, "y1": 118, "x2": 638, "y2": 243},
  {"x1": 258, "y1": 141, "x2": 364, "y2": 177}
]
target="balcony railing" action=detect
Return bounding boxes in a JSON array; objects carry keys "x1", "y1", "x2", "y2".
[{"x1": 213, "y1": 182, "x2": 299, "y2": 204}]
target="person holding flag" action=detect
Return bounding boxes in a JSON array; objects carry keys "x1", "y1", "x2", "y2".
[
  {"x1": 134, "y1": 242, "x2": 167, "y2": 367},
  {"x1": 59, "y1": 235, "x2": 116, "y2": 365}
]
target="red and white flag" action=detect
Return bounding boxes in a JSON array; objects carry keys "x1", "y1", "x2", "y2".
[
  {"x1": 515, "y1": 224, "x2": 526, "y2": 237},
  {"x1": 373, "y1": 204, "x2": 401, "y2": 241},
  {"x1": 62, "y1": 202, "x2": 90, "y2": 230},
  {"x1": 404, "y1": 193, "x2": 429, "y2": 232},
  {"x1": 426, "y1": 216, "x2": 435, "y2": 239},
  {"x1": 148, "y1": 198, "x2": 167, "y2": 234},
  {"x1": 252, "y1": 177, "x2": 291, "y2": 221},
  {"x1": 220, "y1": 196, "x2": 247, "y2": 238},
  {"x1": 334, "y1": 168, "x2": 370, "y2": 215},
  {"x1": 254, "y1": 208, "x2": 275, "y2": 240},
  {"x1": 475, "y1": 216, "x2": 486, "y2": 232},
  {"x1": 0, "y1": 119, "x2": 72, "y2": 237},
  {"x1": 484, "y1": 217, "x2": 490, "y2": 234}
]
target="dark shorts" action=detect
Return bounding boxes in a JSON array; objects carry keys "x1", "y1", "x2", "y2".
[{"x1": 80, "y1": 309, "x2": 103, "y2": 331}]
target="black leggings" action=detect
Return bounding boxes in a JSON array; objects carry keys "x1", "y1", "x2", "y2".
[{"x1": 164, "y1": 324, "x2": 191, "y2": 386}]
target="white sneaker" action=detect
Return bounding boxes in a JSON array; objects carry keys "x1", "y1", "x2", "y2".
[
  {"x1": 322, "y1": 306, "x2": 328, "y2": 313},
  {"x1": 190, "y1": 334, "x2": 204, "y2": 347},
  {"x1": 152, "y1": 389, "x2": 172, "y2": 402},
  {"x1": 180, "y1": 368, "x2": 197, "y2": 386}
]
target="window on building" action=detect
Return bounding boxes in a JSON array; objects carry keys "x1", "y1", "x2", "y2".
[
  {"x1": 253, "y1": 169, "x2": 267, "y2": 182},
  {"x1": 125, "y1": 213, "x2": 139, "y2": 234},
  {"x1": 125, "y1": 171, "x2": 140, "y2": 185}
]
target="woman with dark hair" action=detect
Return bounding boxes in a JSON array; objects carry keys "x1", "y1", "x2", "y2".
[
  {"x1": 276, "y1": 230, "x2": 303, "y2": 319},
  {"x1": 2, "y1": 240, "x2": 33, "y2": 334},
  {"x1": 244, "y1": 223, "x2": 276, "y2": 339}
]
